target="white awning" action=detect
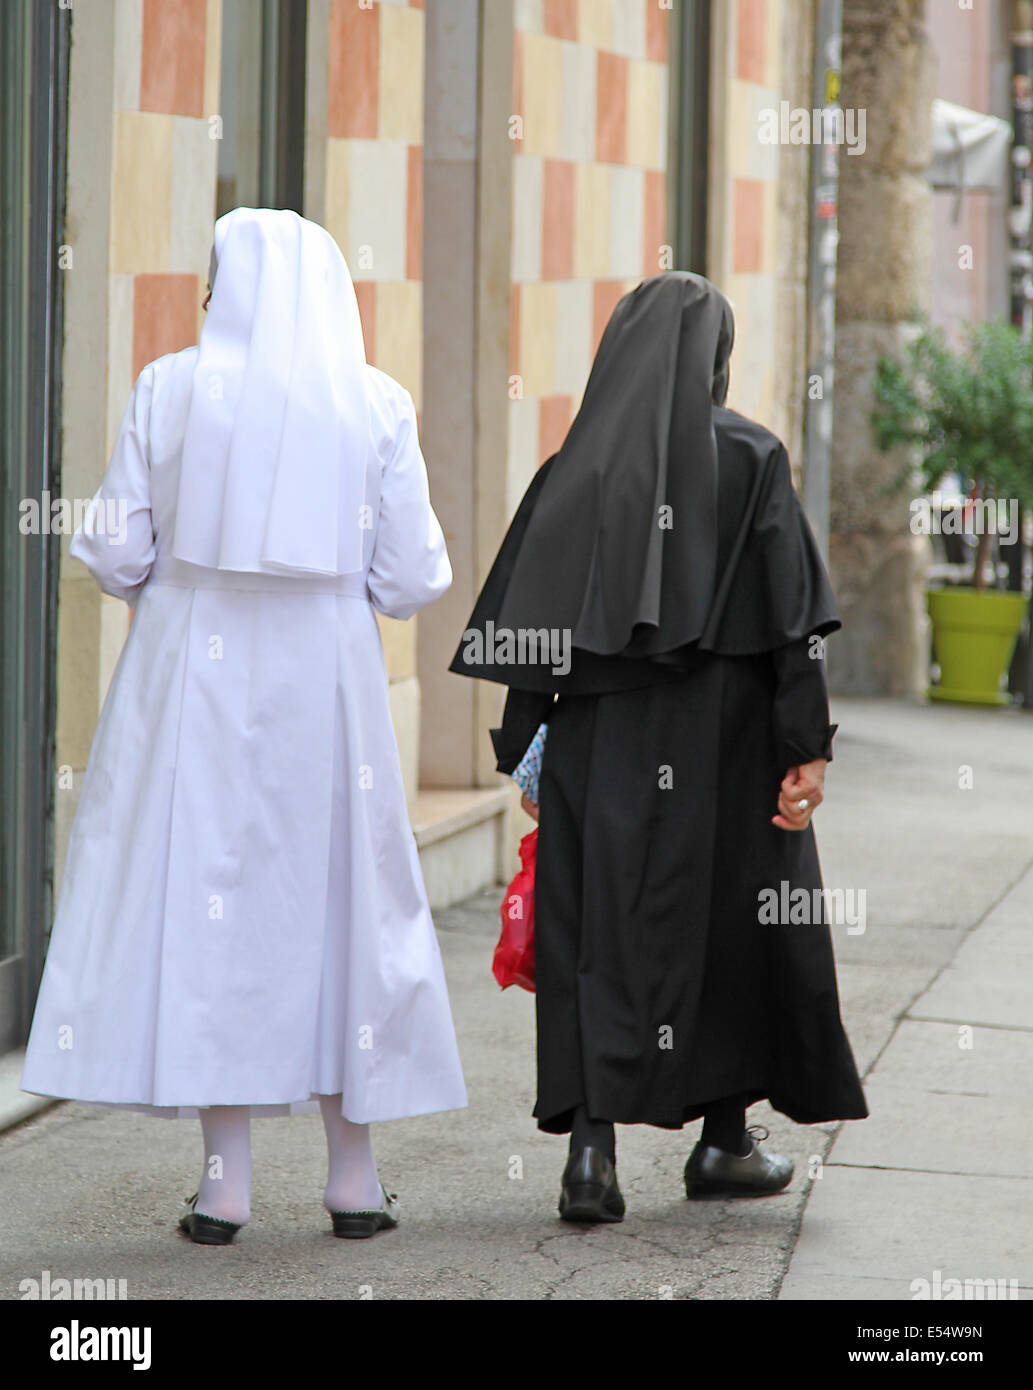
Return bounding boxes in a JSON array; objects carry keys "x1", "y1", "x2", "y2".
[{"x1": 929, "y1": 97, "x2": 1011, "y2": 192}]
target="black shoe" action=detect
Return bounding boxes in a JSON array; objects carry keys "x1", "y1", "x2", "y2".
[
  {"x1": 559, "y1": 1146, "x2": 625, "y2": 1223},
  {"x1": 178, "y1": 1192, "x2": 242, "y2": 1245},
  {"x1": 329, "y1": 1185, "x2": 400, "y2": 1239},
  {"x1": 684, "y1": 1125, "x2": 794, "y2": 1199}
]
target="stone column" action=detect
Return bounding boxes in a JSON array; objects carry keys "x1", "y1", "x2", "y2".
[
  {"x1": 829, "y1": 0, "x2": 935, "y2": 695},
  {"x1": 420, "y1": 0, "x2": 513, "y2": 787},
  {"x1": 57, "y1": 0, "x2": 116, "y2": 850},
  {"x1": 776, "y1": 0, "x2": 819, "y2": 475}
]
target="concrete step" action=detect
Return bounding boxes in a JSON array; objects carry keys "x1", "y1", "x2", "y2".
[{"x1": 412, "y1": 785, "x2": 515, "y2": 912}]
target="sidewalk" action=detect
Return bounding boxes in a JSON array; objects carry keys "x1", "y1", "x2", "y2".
[
  {"x1": 0, "y1": 697, "x2": 1031, "y2": 1301},
  {"x1": 777, "y1": 696, "x2": 1033, "y2": 1301},
  {"x1": 781, "y1": 835, "x2": 1033, "y2": 1300}
]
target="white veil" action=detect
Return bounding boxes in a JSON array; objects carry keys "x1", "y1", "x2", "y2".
[{"x1": 171, "y1": 207, "x2": 371, "y2": 577}]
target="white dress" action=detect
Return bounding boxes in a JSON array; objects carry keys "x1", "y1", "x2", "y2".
[{"x1": 20, "y1": 347, "x2": 469, "y2": 1123}]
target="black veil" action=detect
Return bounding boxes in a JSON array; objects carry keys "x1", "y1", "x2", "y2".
[{"x1": 448, "y1": 271, "x2": 838, "y2": 694}]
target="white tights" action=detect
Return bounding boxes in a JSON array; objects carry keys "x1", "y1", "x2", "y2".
[
  {"x1": 197, "y1": 1104, "x2": 252, "y2": 1227},
  {"x1": 194, "y1": 1094, "x2": 382, "y2": 1225},
  {"x1": 317, "y1": 1094, "x2": 383, "y2": 1213}
]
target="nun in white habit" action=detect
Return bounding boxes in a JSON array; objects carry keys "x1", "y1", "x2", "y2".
[{"x1": 20, "y1": 206, "x2": 468, "y2": 1243}]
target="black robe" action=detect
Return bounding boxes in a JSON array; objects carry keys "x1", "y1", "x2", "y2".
[{"x1": 450, "y1": 408, "x2": 869, "y2": 1132}]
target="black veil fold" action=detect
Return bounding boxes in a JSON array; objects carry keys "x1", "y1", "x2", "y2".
[{"x1": 448, "y1": 271, "x2": 839, "y2": 694}]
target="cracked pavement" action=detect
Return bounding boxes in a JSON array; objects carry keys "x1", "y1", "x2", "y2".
[{"x1": 1, "y1": 697, "x2": 1030, "y2": 1300}]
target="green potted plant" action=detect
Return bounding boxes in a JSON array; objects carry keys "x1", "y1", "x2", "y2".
[{"x1": 873, "y1": 321, "x2": 1033, "y2": 705}]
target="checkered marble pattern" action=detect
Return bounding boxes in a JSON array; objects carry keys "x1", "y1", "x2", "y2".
[
  {"x1": 107, "y1": 0, "x2": 222, "y2": 455},
  {"x1": 317, "y1": 0, "x2": 427, "y2": 688},
  {"x1": 712, "y1": 0, "x2": 784, "y2": 435},
  {"x1": 324, "y1": 0, "x2": 425, "y2": 410},
  {"x1": 508, "y1": 0, "x2": 671, "y2": 495},
  {"x1": 106, "y1": 2, "x2": 426, "y2": 446}
]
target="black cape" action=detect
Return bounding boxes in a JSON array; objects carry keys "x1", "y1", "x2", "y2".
[
  {"x1": 448, "y1": 274, "x2": 840, "y2": 696},
  {"x1": 448, "y1": 405, "x2": 842, "y2": 704}
]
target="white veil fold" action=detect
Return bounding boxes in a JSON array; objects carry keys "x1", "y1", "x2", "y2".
[{"x1": 171, "y1": 206, "x2": 370, "y2": 577}]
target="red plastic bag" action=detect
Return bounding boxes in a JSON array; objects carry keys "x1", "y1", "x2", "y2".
[{"x1": 494, "y1": 829, "x2": 537, "y2": 992}]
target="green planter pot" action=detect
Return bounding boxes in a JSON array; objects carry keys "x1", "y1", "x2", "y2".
[{"x1": 926, "y1": 587, "x2": 1028, "y2": 706}]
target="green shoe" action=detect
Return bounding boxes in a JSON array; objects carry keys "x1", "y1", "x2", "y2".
[
  {"x1": 330, "y1": 1185, "x2": 400, "y2": 1238},
  {"x1": 178, "y1": 1192, "x2": 242, "y2": 1245}
]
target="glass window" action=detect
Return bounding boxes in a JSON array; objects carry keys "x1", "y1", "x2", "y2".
[
  {"x1": 671, "y1": 0, "x2": 710, "y2": 272},
  {"x1": 216, "y1": 0, "x2": 307, "y2": 219},
  {"x1": 0, "y1": 0, "x2": 68, "y2": 1050}
]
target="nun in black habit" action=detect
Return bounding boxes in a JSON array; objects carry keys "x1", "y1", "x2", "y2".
[{"x1": 448, "y1": 271, "x2": 867, "y2": 1223}]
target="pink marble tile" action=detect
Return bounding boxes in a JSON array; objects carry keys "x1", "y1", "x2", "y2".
[
  {"x1": 329, "y1": 0, "x2": 379, "y2": 139},
  {"x1": 736, "y1": 0, "x2": 767, "y2": 83},
  {"x1": 139, "y1": 0, "x2": 205, "y2": 118},
  {"x1": 133, "y1": 274, "x2": 199, "y2": 378}
]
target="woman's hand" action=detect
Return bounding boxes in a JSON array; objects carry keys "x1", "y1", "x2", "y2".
[
  {"x1": 521, "y1": 792, "x2": 540, "y2": 823},
  {"x1": 772, "y1": 759, "x2": 826, "y2": 831}
]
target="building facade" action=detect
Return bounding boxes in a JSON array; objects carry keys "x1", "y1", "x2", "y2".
[{"x1": 2, "y1": 0, "x2": 824, "y2": 1059}]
